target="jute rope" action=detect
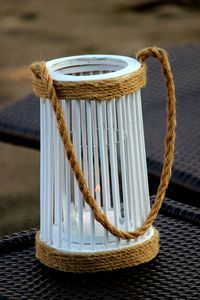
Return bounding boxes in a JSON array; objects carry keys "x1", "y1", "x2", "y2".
[
  {"x1": 31, "y1": 62, "x2": 147, "y2": 100},
  {"x1": 36, "y1": 228, "x2": 159, "y2": 273},
  {"x1": 31, "y1": 47, "x2": 176, "y2": 240}
]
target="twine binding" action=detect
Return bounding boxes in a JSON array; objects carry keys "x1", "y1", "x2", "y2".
[
  {"x1": 36, "y1": 228, "x2": 159, "y2": 273},
  {"x1": 31, "y1": 47, "x2": 176, "y2": 272},
  {"x1": 31, "y1": 62, "x2": 147, "y2": 101}
]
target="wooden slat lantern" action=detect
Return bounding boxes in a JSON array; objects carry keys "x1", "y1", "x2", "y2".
[{"x1": 31, "y1": 48, "x2": 176, "y2": 272}]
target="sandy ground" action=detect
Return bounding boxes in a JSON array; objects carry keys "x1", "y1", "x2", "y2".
[{"x1": 0, "y1": 0, "x2": 200, "y2": 235}]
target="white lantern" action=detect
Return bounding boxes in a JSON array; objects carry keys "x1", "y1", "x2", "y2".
[{"x1": 32, "y1": 49, "x2": 176, "y2": 272}]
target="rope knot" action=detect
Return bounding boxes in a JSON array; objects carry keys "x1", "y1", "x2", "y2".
[
  {"x1": 30, "y1": 61, "x2": 46, "y2": 80},
  {"x1": 30, "y1": 61, "x2": 56, "y2": 100}
]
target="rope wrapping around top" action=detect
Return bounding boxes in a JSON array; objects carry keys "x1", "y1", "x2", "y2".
[
  {"x1": 31, "y1": 47, "x2": 176, "y2": 240},
  {"x1": 31, "y1": 62, "x2": 147, "y2": 101}
]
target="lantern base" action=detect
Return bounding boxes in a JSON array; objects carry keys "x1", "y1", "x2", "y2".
[{"x1": 35, "y1": 228, "x2": 159, "y2": 273}]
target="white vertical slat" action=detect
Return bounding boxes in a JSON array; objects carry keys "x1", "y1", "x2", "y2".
[
  {"x1": 116, "y1": 99, "x2": 130, "y2": 233},
  {"x1": 80, "y1": 100, "x2": 89, "y2": 196},
  {"x1": 91, "y1": 102, "x2": 101, "y2": 206},
  {"x1": 102, "y1": 102, "x2": 111, "y2": 209},
  {"x1": 52, "y1": 106, "x2": 57, "y2": 245},
  {"x1": 136, "y1": 90, "x2": 151, "y2": 238},
  {"x1": 47, "y1": 101, "x2": 53, "y2": 245},
  {"x1": 126, "y1": 94, "x2": 141, "y2": 228},
  {"x1": 63, "y1": 100, "x2": 71, "y2": 248},
  {"x1": 136, "y1": 90, "x2": 150, "y2": 214},
  {"x1": 53, "y1": 110, "x2": 58, "y2": 227},
  {"x1": 112, "y1": 99, "x2": 121, "y2": 215},
  {"x1": 122, "y1": 96, "x2": 134, "y2": 225},
  {"x1": 55, "y1": 107, "x2": 63, "y2": 248},
  {"x1": 112, "y1": 100, "x2": 118, "y2": 142},
  {"x1": 107, "y1": 100, "x2": 120, "y2": 245},
  {"x1": 61, "y1": 101, "x2": 66, "y2": 240},
  {"x1": 61, "y1": 143, "x2": 66, "y2": 245},
  {"x1": 130, "y1": 93, "x2": 145, "y2": 226},
  {"x1": 97, "y1": 101, "x2": 109, "y2": 246},
  {"x1": 40, "y1": 100, "x2": 44, "y2": 240},
  {"x1": 42, "y1": 101, "x2": 48, "y2": 241},
  {"x1": 72, "y1": 100, "x2": 83, "y2": 249},
  {"x1": 134, "y1": 93, "x2": 146, "y2": 225},
  {"x1": 86, "y1": 100, "x2": 95, "y2": 250},
  {"x1": 112, "y1": 99, "x2": 122, "y2": 245}
]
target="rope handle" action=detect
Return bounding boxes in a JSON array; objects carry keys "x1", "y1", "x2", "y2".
[{"x1": 31, "y1": 47, "x2": 176, "y2": 240}]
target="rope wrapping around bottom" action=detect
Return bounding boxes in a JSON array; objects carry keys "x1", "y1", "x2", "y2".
[{"x1": 36, "y1": 228, "x2": 159, "y2": 273}]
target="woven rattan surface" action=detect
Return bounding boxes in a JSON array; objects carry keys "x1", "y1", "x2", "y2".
[
  {"x1": 0, "y1": 94, "x2": 39, "y2": 148},
  {"x1": 0, "y1": 198, "x2": 200, "y2": 299},
  {"x1": 0, "y1": 44, "x2": 200, "y2": 204}
]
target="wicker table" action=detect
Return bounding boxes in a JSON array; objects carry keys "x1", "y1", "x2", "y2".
[
  {"x1": 0, "y1": 197, "x2": 200, "y2": 299},
  {"x1": 0, "y1": 44, "x2": 200, "y2": 206}
]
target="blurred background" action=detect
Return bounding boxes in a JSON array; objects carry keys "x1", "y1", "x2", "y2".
[{"x1": 0, "y1": 0, "x2": 200, "y2": 236}]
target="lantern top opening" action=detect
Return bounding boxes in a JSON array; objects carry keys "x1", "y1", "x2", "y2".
[{"x1": 46, "y1": 54, "x2": 141, "y2": 82}]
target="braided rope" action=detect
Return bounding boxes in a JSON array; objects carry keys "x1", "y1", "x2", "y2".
[
  {"x1": 31, "y1": 63, "x2": 146, "y2": 101},
  {"x1": 31, "y1": 47, "x2": 176, "y2": 240},
  {"x1": 36, "y1": 229, "x2": 159, "y2": 272}
]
